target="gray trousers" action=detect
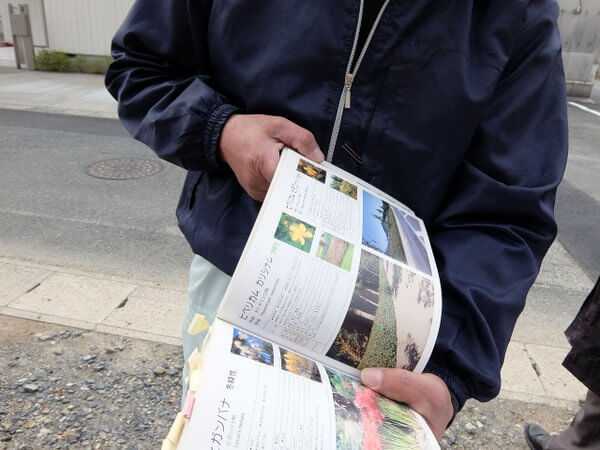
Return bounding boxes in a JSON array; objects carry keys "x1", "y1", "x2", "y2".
[
  {"x1": 181, "y1": 255, "x2": 231, "y2": 401},
  {"x1": 546, "y1": 390, "x2": 600, "y2": 450}
]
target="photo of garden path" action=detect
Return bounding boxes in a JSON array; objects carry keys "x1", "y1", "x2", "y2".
[
  {"x1": 362, "y1": 191, "x2": 407, "y2": 265},
  {"x1": 391, "y1": 207, "x2": 431, "y2": 276},
  {"x1": 316, "y1": 232, "x2": 354, "y2": 271},
  {"x1": 326, "y1": 367, "x2": 427, "y2": 449}
]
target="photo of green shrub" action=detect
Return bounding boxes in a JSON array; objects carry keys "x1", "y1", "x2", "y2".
[
  {"x1": 316, "y1": 232, "x2": 354, "y2": 271},
  {"x1": 330, "y1": 175, "x2": 358, "y2": 199},
  {"x1": 273, "y1": 212, "x2": 316, "y2": 253}
]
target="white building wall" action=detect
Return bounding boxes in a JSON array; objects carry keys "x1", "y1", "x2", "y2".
[
  {"x1": 43, "y1": 0, "x2": 134, "y2": 55},
  {"x1": 0, "y1": 0, "x2": 135, "y2": 56}
]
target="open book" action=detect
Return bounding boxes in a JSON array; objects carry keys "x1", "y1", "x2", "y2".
[{"x1": 165, "y1": 149, "x2": 442, "y2": 449}]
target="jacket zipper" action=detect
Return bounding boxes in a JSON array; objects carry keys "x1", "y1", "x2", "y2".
[{"x1": 326, "y1": 0, "x2": 390, "y2": 162}]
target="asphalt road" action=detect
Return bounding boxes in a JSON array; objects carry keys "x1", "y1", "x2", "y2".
[
  {"x1": 0, "y1": 101, "x2": 598, "y2": 290},
  {"x1": 0, "y1": 109, "x2": 192, "y2": 288}
]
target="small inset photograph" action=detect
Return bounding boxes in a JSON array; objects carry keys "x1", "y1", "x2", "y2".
[
  {"x1": 280, "y1": 348, "x2": 322, "y2": 383},
  {"x1": 392, "y1": 206, "x2": 431, "y2": 276},
  {"x1": 316, "y1": 232, "x2": 354, "y2": 271},
  {"x1": 274, "y1": 212, "x2": 316, "y2": 253},
  {"x1": 362, "y1": 191, "x2": 407, "y2": 265},
  {"x1": 330, "y1": 175, "x2": 357, "y2": 199},
  {"x1": 231, "y1": 328, "x2": 274, "y2": 366},
  {"x1": 297, "y1": 158, "x2": 326, "y2": 183}
]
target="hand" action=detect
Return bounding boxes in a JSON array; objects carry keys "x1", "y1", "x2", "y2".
[
  {"x1": 219, "y1": 114, "x2": 324, "y2": 201},
  {"x1": 361, "y1": 367, "x2": 454, "y2": 441}
]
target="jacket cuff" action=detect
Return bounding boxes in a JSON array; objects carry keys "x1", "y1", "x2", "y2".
[
  {"x1": 424, "y1": 359, "x2": 473, "y2": 413},
  {"x1": 203, "y1": 102, "x2": 240, "y2": 171}
]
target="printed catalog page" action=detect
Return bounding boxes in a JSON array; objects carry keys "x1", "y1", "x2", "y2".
[
  {"x1": 178, "y1": 320, "x2": 439, "y2": 450},
  {"x1": 218, "y1": 149, "x2": 442, "y2": 376}
]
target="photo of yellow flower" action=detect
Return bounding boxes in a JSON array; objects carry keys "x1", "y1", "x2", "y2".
[
  {"x1": 297, "y1": 158, "x2": 326, "y2": 183},
  {"x1": 274, "y1": 213, "x2": 316, "y2": 253}
]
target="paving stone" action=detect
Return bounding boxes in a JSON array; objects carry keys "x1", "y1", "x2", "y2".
[
  {"x1": 525, "y1": 343, "x2": 588, "y2": 402},
  {"x1": 0, "y1": 263, "x2": 52, "y2": 306},
  {"x1": 8, "y1": 273, "x2": 136, "y2": 324},
  {"x1": 100, "y1": 286, "x2": 185, "y2": 338},
  {"x1": 500, "y1": 341, "x2": 545, "y2": 396}
]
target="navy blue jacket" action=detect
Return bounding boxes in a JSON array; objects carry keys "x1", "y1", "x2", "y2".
[{"x1": 106, "y1": 0, "x2": 568, "y2": 408}]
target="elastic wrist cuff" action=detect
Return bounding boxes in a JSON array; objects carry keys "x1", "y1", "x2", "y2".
[
  {"x1": 203, "y1": 103, "x2": 240, "y2": 170},
  {"x1": 424, "y1": 359, "x2": 473, "y2": 424}
]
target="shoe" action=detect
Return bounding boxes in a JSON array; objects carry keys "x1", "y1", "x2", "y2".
[{"x1": 524, "y1": 423, "x2": 551, "y2": 450}]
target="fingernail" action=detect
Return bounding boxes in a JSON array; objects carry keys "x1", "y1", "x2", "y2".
[{"x1": 361, "y1": 368, "x2": 382, "y2": 389}]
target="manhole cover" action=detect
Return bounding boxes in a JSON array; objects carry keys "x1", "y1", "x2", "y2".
[{"x1": 85, "y1": 158, "x2": 163, "y2": 180}]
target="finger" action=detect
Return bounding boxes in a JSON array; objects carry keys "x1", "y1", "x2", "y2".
[
  {"x1": 271, "y1": 118, "x2": 324, "y2": 162},
  {"x1": 361, "y1": 367, "x2": 425, "y2": 407}
]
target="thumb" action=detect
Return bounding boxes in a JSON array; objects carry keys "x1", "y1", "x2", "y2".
[
  {"x1": 361, "y1": 367, "x2": 424, "y2": 406},
  {"x1": 258, "y1": 146, "x2": 281, "y2": 183},
  {"x1": 271, "y1": 118, "x2": 324, "y2": 163}
]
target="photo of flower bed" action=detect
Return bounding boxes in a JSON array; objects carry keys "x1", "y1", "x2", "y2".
[{"x1": 326, "y1": 368, "x2": 423, "y2": 449}]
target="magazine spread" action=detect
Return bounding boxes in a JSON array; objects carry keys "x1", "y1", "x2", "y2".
[
  {"x1": 163, "y1": 149, "x2": 443, "y2": 449},
  {"x1": 177, "y1": 319, "x2": 439, "y2": 450},
  {"x1": 217, "y1": 149, "x2": 442, "y2": 377}
]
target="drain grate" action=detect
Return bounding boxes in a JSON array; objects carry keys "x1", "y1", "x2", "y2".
[{"x1": 85, "y1": 158, "x2": 163, "y2": 180}]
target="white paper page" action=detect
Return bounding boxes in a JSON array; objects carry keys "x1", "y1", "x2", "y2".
[
  {"x1": 218, "y1": 149, "x2": 441, "y2": 376},
  {"x1": 178, "y1": 320, "x2": 439, "y2": 450},
  {"x1": 178, "y1": 319, "x2": 336, "y2": 450}
]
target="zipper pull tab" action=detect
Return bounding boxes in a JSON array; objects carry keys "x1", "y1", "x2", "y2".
[{"x1": 344, "y1": 74, "x2": 354, "y2": 109}]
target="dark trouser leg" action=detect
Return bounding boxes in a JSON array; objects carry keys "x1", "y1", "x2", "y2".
[{"x1": 546, "y1": 390, "x2": 600, "y2": 449}]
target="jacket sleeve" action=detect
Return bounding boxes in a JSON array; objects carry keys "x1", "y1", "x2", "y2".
[
  {"x1": 105, "y1": 0, "x2": 239, "y2": 171},
  {"x1": 424, "y1": 1, "x2": 568, "y2": 408}
]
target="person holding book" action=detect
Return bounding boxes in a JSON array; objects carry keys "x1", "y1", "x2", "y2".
[{"x1": 106, "y1": 0, "x2": 568, "y2": 440}]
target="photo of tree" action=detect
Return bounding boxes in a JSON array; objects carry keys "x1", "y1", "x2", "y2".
[
  {"x1": 279, "y1": 348, "x2": 322, "y2": 382},
  {"x1": 316, "y1": 232, "x2": 354, "y2": 271},
  {"x1": 230, "y1": 328, "x2": 274, "y2": 366},
  {"x1": 297, "y1": 158, "x2": 326, "y2": 183},
  {"x1": 326, "y1": 368, "x2": 425, "y2": 449},
  {"x1": 362, "y1": 191, "x2": 407, "y2": 264},
  {"x1": 273, "y1": 212, "x2": 316, "y2": 253},
  {"x1": 330, "y1": 175, "x2": 358, "y2": 199}
]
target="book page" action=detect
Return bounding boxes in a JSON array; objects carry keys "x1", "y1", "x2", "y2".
[
  {"x1": 177, "y1": 320, "x2": 439, "y2": 450},
  {"x1": 217, "y1": 149, "x2": 442, "y2": 377}
]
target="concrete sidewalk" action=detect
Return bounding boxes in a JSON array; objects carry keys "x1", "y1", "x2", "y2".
[
  {"x1": 0, "y1": 238, "x2": 594, "y2": 407},
  {"x1": 0, "y1": 66, "x2": 117, "y2": 119}
]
